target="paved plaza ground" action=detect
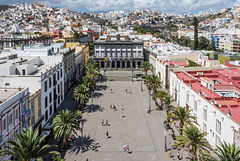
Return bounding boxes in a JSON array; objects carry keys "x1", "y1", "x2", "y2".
[{"x1": 58, "y1": 71, "x2": 180, "y2": 161}]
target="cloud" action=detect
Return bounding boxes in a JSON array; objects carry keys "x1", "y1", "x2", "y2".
[{"x1": 0, "y1": 0, "x2": 237, "y2": 13}]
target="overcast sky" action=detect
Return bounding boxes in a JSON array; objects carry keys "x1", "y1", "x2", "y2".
[{"x1": 0, "y1": 0, "x2": 238, "y2": 13}]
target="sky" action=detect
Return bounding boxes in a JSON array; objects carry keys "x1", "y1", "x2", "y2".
[{"x1": 0, "y1": 0, "x2": 239, "y2": 14}]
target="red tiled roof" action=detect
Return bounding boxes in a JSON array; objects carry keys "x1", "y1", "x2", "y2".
[{"x1": 175, "y1": 68, "x2": 240, "y2": 124}]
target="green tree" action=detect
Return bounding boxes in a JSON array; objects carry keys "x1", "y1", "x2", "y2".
[
  {"x1": 73, "y1": 84, "x2": 90, "y2": 107},
  {"x1": 174, "y1": 126, "x2": 211, "y2": 161},
  {"x1": 198, "y1": 36, "x2": 210, "y2": 50},
  {"x1": 193, "y1": 17, "x2": 199, "y2": 50},
  {"x1": 153, "y1": 90, "x2": 168, "y2": 110},
  {"x1": 167, "y1": 106, "x2": 197, "y2": 135},
  {"x1": 85, "y1": 59, "x2": 99, "y2": 79},
  {"x1": 83, "y1": 75, "x2": 96, "y2": 90},
  {"x1": 0, "y1": 127, "x2": 59, "y2": 161},
  {"x1": 163, "y1": 95, "x2": 175, "y2": 115},
  {"x1": 204, "y1": 142, "x2": 240, "y2": 161},
  {"x1": 52, "y1": 109, "x2": 81, "y2": 150},
  {"x1": 144, "y1": 74, "x2": 161, "y2": 92},
  {"x1": 73, "y1": 31, "x2": 80, "y2": 42},
  {"x1": 52, "y1": 155, "x2": 65, "y2": 161},
  {"x1": 140, "y1": 61, "x2": 153, "y2": 76}
]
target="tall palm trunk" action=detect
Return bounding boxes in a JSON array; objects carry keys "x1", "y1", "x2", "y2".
[{"x1": 179, "y1": 121, "x2": 184, "y2": 135}]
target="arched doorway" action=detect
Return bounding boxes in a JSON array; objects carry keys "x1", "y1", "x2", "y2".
[
  {"x1": 112, "y1": 61, "x2": 115, "y2": 68},
  {"x1": 132, "y1": 61, "x2": 136, "y2": 68},
  {"x1": 138, "y1": 61, "x2": 141, "y2": 67}
]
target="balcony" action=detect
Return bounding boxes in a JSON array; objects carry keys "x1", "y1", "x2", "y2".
[{"x1": 22, "y1": 109, "x2": 33, "y2": 122}]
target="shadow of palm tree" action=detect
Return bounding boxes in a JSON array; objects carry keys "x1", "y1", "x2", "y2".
[
  {"x1": 68, "y1": 135, "x2": 100, "y2": 155},
  {"x1": 95, "y1": 85, "x2": 108, "y2": 91},
  {"x1": 92, "y1": 92, "x2": 103, "y2": 98},
  {"x1": 83, "y1": 104, "x2": 105, "y2": 113}
]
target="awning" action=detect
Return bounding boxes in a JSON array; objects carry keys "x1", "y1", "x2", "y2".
[{"x1": 42, "y1": 130, "x2": 51, "y2": 136}]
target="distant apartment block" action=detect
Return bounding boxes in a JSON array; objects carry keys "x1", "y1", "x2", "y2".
[{"x1": 0, "y1": 35, "x2": 52, "y2": 49}]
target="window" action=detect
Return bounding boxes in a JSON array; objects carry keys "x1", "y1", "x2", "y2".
[
  {"x1": 237, "y1": 137, "x2": 240, "y2": 148},
  {"x1": 38, "y1": 96, "x2": 41, "y2": 108},
  {"x1": 58, "y1": 84, "x2": 60, "y2": 94},
  {"x1": 194, "y1": 100, "x2": 197, "y2": 111},
  {"x1": 2, "y1": 119, "x2": 6, "y2": 131},
  {"x1": 186, "y1": 93, "x2": 189, "y2": 103},
  {"x1": 15, "y1": 109, "x2": 19, "y2": 121},
  {"x1": 49, "y1": 77, "x2": 52, "y2": 88},
  {"x1": 216, "y1": 119, "x2": 221, "y2": 134},
  {"x1": 49, "y1": 92, "x2": 52, "y2": 103},
  {"x1": 44, "y1": 81, "x2": 47, "y2": 92},
  {"x1": 203, "y1": 108, "x2": 207, "y2": 121},
  {"x1": 203, "y1": 123, "x2": 207, "y2": 133},
  {"x1": 50, "y1": 105, "x2": 52, "y2": 115},
  {"x1": 45, "y1": 110, "x2": 48, "y2": 121},
  {"x1": 9, "y1": 114, "x2": 13, "y2": 125},
  {"x1": 138, "y1": 45, "x2": 142, "y2": 49},
  {"x1": 45, "y1": 96, "x2": 48, "y2": 108},
  {"x1": 57, "y1": 71, "x2": 60, "y2": 80},
  {"x1": 60, "y1": 69, "x2": 63, "y2": 78},
  {"x1": 22, "y1": 69, "x2": 26, "y2": 75}
]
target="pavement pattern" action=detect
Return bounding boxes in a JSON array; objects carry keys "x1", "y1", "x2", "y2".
[{"x1": 60, "y1": 71, "x2": 180, "y2": 161}]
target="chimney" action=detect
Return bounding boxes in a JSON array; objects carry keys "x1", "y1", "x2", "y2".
[
  {"x1": 199, "y1": 89, "x2": 201, "y2": 95},
  {"x1": 190, "y1": 82, "x2": 192, "y2": 88},
  {"x1": 227, "y1": 109, "x2": 231, "y2": 117},
  {"x1": 182, "y1": 77, "x2": 184, "y2": 82}
]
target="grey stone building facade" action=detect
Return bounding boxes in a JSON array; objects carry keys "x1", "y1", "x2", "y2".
[{"x1": 93, "y1": 38, "x2": 144, "y2": 70}]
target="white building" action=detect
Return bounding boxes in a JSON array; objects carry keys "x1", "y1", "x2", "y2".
[{"x1": 169, "y1": 69, "x2": 240, "y2": 147}]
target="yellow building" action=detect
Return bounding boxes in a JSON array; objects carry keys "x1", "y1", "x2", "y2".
[
  {"x1": 66, "y1": 42, "x2": 80, "y2": 48},
  {"x1": 29, "y1": 89, "x2": 43, "y2": 132},
  {"x1": 82, "y1": 45, "x2": 89, "y2": 66},
  {"x1": 52, "y1": 37, "x2": 75, "y2": 45}
]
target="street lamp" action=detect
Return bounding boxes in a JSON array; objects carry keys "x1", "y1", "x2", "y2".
[
  {"x1": 141, "y1": 75, "x2": 143, "y2": 91},
  {"x1": 132, "y1": 57, "x2": 134, "y2": 82},
  {"x1": 163, "y1": 120, "x2": 168, "y2": 152}
]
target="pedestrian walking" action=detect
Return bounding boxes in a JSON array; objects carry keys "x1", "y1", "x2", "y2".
[
  {"x1": 168, "y1": 149, "x2": 172, "y2": 158},
  {"x1": 106, "y1": 131, "x2": 109, "y2": 139},
  {"x1": 121, "y1": 105, "x2": 123, "y2": 110},
  {"x1": 123, "y1": 143, "x2": 126, "y2": 152},
  {"x1": 125, "y1": 89, "x2": 127, "y2": 93},
  {"x1": 126, "y1": 146, "x2": 129, "y2": 153},
  {"x1": 121, "y1": 111, "x2": 123, "y2": 118},
  {"x1": 110, "y1": 104, "x2": 112, "y2": 109},
  {"x1": 106, "y1": 119, "x2": 108, "y2": 125},
  {"x1": 177, "y1": 151, "x2": 180, "y2": 160},
  {"x1": 102, "y1": 119, "x2": 104, "y2": 126},
  {"x1": 113, "y1": 104, "x2": 116, "y2": 111}
]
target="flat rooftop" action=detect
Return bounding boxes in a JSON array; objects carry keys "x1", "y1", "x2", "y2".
[{"x1": 0, "y1": 88, "x2": 19, "y2": 104}]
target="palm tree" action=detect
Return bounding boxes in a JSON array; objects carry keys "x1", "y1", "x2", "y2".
[
  {"x1": 204, "y1": 142, "x2": 240, "y2": 161},
  {"x1": 52, "y1": 155, "x2": 65, "y2": 161},
  {"x1": 174, "y1": 126, "x2": 211, "y2": 161},
  {"x1": 0, "y1": 127, "x2": 59, "y2": 161},
  {"x1": 163, "y1": 95, "x2": 175, "y2": 115},
  {"x1": 144, "y1": 74, "x2": 161, "y2": 92},
  {"x1": 52, "y1": 109, "x2": 81, "y2": 150},
  {"x1": 153, "y1": 90, "x2": 168, "y2": 110},
  {"x1": 73, "y1": 84, "x2": 90, "y2": 108},
  {"x1": 82, "y1": 75, "x2": 95, "y2": 90},
  {"x1": 140, "y1": 61, "x2": 153, "y2": 75},
  {"x1": 167, "y1": 106, "x2": 197, "y2": 135},
  {"x1": 85, "y1": 59, "x2": 99, "y2": 79}
]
